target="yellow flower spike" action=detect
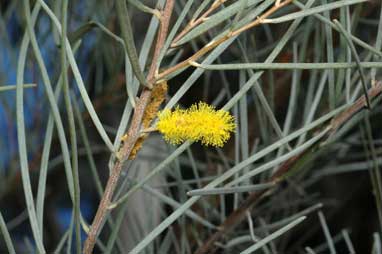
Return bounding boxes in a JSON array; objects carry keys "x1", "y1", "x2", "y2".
[{"x1": 157, "y1": 102, "x2": 236, "y2": 147}]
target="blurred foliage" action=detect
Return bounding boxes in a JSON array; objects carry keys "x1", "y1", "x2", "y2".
[{"x1": 0, "y1": 0, "x2": 382, "y2": 253}]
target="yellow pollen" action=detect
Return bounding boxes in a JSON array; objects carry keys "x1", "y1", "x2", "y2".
[{"x1": 157, "y1": 102, "x2": 236, "y2": 147}]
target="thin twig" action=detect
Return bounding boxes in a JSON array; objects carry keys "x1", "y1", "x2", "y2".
[
  {"x1": 194, "y1": 82, "x2": 382, "y2": 254},
  {"x1": 82, "y1": 1, "x2": 175, "y2": 253},
  {"x1": 172, "y1": 0, "x2": 228, "y2": 47},
  {"x1": 329, "y1": 82, "x2": 382, "y2": 133},
  {"x1": 83, "y1": 1, "x2": 294, "y2": 252},
  {"x1": 158, "y1": 0, "x2": 293, "y2": 81}
]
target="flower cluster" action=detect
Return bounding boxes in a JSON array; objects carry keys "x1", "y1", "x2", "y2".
[{"x1": 157, "y1": 102, "x2": 236, "y2": 147}]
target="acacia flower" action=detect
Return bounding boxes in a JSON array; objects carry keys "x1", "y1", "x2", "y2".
[{"x1": 157, "y1": 102, "x2": 235, "y2": 147}]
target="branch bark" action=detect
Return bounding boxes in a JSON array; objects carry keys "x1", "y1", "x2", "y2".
[
  {"x1": 158, "y1": 0, "x2": 293, "y2": 81},
  {"x1": 82, "y1": 1, "x2": 175, "y2": 253},
  {"x1": 171, "y1": 0, "x2": 228, "y2": 47}
]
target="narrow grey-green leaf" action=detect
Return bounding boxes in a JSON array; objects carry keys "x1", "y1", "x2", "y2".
[
  {"x1": 116, "y1": 0, "x2": 149, "y2": 87},
  {"x1": 36, "y1": 0, "x2": 114, "y2": 151},
  {"x1": 128, "y1": 104, "x2": 345, "y2": 254},
  {"x1": 318, "y1": 211, "x2": 337, "y2": 254},
  {"x1": 192, "y1": 61, "x2": 382, "y2": 70},
  {"x1": 264, "y1": 0, "x2": 368, "y2": 24},
  {"x1": 175, "y1": 0, "x2": 264, "y2": 46},
  {"x1": 228, "y1": 128, "x2": 329, "y2": 186},
  {"x1": 128, "y1": 0, "x2": 160, "y2": 17},
  {"x1": 293, "y1": 0, "x2": 382, "y2": 58},
  {"x1": 0, "y1": 213, "x2": 16, "y2": 254},
  {"x1": 187, "y1": 183, "x2": 275, "y2": 196},
  {"x1": 240, "y1": 217, "x2": 306, "y2": 254},
  {"x1": 16, "y1": 1, "x2": 45, "y2": 252},
  {"x1": 24, "y1": 0, "x2": 75, "y2": 203},
  {"x1": 0, "y1": 83, "x2": 36, "y2": 92}
]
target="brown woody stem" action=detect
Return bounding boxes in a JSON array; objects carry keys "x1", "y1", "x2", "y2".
[
  {"x1": 171, "y1": 0, "x2": 228, "y2": 47},
  {"x1": 83, "y1": 1, "x2": 298, "y2": 253},
  {"x1": 82, "y1": 1, "x2": 175, "y2": 253},
  {"x1": 160, "y1": 0, "x2": 293, "y2": 81}
]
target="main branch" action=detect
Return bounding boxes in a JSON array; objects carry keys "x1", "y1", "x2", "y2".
[
  {"x1": 83, "y1": 1, "x2": 297, "y2": 253},
  {"x1": 82, "y1": 1, "x2": 175, "y2": 253}
]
